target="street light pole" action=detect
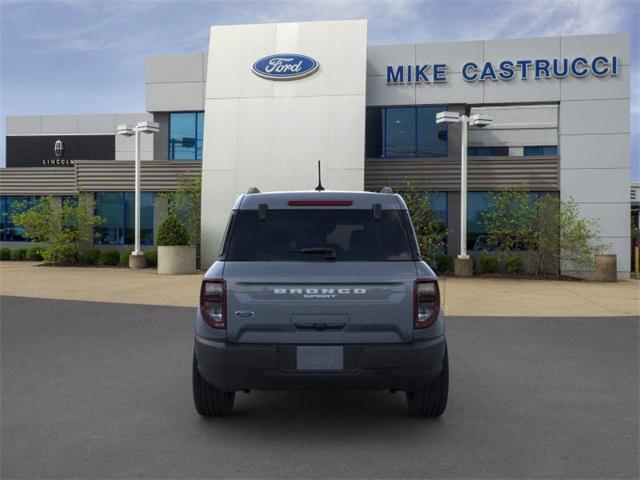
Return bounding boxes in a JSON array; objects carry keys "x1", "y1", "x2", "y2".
[
  {"x1": 116, "y1": 121, "x2": 159, "y2": 269},
  {"x1": 436, "y1": 110, "x2": 492, "y2": 276},
  {"x1": 459, "y1": 116, "x2": 468, "y2": 259},
  {"x1": 134, "y1": 127, "x2": 141, "y2": 255}
]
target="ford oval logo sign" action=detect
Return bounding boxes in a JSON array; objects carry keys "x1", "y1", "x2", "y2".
[{"x1": 252, "y1": 53, "x2": 319, "y2": 81}]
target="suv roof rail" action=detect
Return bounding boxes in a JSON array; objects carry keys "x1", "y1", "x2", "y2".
[
  {"x1": 380, "y1": 186, "x2": 394, "y2": 194},
  {"x1": 247, "y1": 187, "x2": 261, "y2": 194}
]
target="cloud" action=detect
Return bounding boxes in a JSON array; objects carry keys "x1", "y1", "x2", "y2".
[{"x1": 1, "y1": 0, "x2": 638, "y2": 175}]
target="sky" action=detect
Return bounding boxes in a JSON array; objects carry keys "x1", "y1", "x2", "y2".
[{"x1": 1, "y1": 0, "x2": 638, "y2": 177}]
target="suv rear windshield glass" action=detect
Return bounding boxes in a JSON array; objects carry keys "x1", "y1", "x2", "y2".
[{"x1": 224, "y1": 209, "x2": 417, "y2": 261}]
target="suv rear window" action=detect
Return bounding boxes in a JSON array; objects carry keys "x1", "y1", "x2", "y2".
[{"x1": 223, "y1": 209, "x2": 418, "y2": 261}]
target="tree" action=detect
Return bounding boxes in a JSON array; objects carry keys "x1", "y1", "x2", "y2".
[
  {"x1": 400, "y1": 185, "x2": 447, "y2": 266},
  {"x1": 11, "y1": 195, "x2": 103, "y2": 265},
  {"x1": 161, "y1": 174, "x2": 201, "y2": 258},
  {"x1": 480, "y1": 187, "x2": 536, "y2": 252}
]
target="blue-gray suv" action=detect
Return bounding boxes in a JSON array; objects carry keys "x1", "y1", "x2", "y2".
[{"x1": 193, "y1": 190, "x2": 448, "y2": 416}]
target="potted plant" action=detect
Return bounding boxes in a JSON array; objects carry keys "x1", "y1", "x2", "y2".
[{"x1": 157, "y1": 214, "x2": 196, "y2": 274}]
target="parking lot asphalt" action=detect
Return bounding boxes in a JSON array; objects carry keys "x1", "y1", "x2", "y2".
[{"x1": 1, "y1": 296, "x2": 638, "y2": 479}]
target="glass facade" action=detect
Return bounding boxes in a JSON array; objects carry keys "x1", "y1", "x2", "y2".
[
  {"x1": 524, "y1": 146, "x2": 558, "y2": 156},
  {"x1": 0, "y1": 196, "x2": 39, "y2": 241},
  {"x1": 468, "y1": 146, "x2": 509, "y2": 156},
  {"x1": 168, "y1": 112, "x2": 204, "y2": 160},
  {"x1": 94, "y1": 192, "x2": 154, "y2": 245},
  {"x1": 467, "y1": 191, "x2": 540, "y2": 251},
  {"x1": 366, "y1": 107, "x2": 448, "y2": 158}
]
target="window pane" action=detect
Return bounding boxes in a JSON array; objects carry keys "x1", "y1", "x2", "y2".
[
  {"x1": 365, "y1": 108, "x2": 383, "y2": 158},
  {"x1": 124, "y1": 192, "x2": 154, "y2": 245},
  {"x1": 523, "y1": 146, "x2": 541, "y2": 156},
  {"x1": 95, "y1": 192, "x2": 124, "y2": 245},
  {"x1": 469, "y1": 146, "x2": 508, "y2": 156},
  {"x1": 417, "y1": 107, "x2": 448, "y2": 157},
  {"x1": 385, "y1": 108, "x2": 415, "y2": 157},
  {"x1": 467, "y1": 192, "x2": 490, "y2": 251},
  {"x1": 4, "y1": 196, "x2": 38, "y2": 241},
  {"x1": 226, "y1": 209, "x2": 416, "y2": 261},
  {"x1": 196, "y1": 112, "x2": 204, "y2": 160},
  {"x1": 429, "y1": 192, "x2": 448, "y2": 224},
  {"x1": 541, "y1": 146, "x2": 558, "y2": 156},
  {"x1": 169, "y1": 113, "x2": 198, "y2": 160}
]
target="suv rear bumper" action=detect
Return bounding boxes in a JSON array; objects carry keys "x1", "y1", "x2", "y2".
[{"x1": 194, "y1": 336, "x2": 446, "y2": 392}]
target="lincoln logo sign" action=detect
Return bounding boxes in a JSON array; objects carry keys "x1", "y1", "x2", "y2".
[
  {"x1": 252, "y1": 54, "x2": 319, "y2": 80},
  {"x1": 386, "y1": 55, "x2": 620, "y2": 84},
  {"x1": 54, "y1": 139, "x2": 64, "y2": 159}
]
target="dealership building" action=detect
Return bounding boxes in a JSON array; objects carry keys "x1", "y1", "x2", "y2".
[{"x1": 0, "y1": 20, "x2": 632, "y2": 277}]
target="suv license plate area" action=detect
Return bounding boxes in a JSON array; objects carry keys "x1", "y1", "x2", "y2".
[{"x1": 296, "y1": 346, "x2": 343, "y2": 371}]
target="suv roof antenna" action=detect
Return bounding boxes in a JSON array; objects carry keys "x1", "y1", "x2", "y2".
[{"x1": 315, "y1": 161, "x2": 325, "y2": 191}]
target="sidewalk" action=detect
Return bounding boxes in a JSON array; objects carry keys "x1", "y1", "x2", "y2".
[{"x1": 0, "y1": 262, "x2": 638, "y2": 317}]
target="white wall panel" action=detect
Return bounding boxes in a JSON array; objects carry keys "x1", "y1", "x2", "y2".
[
  {"x1": 145, "y1": 53, "x2": 205, "y2": 83},
  {"x1": 41, "y1": 115, "x2": 79, "y2": 134},
  {"x1": 366, "y1": 75, "x2": 415, "y2": 106},
  {"x1": 415, "y1": 40, "x2": 483, "y2": 73},
  {"x1": 483, "y1": 36, "x2": 561, "y2": 64},
  {"x1": 560, "y1": 134, "x2": 629, "y2": 169},
  {"x1": 560, "y1": 168, "x2": 629, "y2": 203},
  {"x1": 146, "y1": 82, "x2": 205, "y2": 112},
  {"x1": 560, "y1": 99, "x2": 629, "y2": 135},
  {"x1": 414, "y1": 73, "x2": 483, "y2": 104},
  {"x1": 6, "y1": 116, "x2": 41, "y2": 134},
  {"x1": 201, "y1": 20, "x2": 367, "y2": 267},
  {"x1": 366, "y1": 44, "x2": 415, "y2": 77},
  {"x1": 561, "y1": 66, "x2": 630, "y2": 101},
  {"x1": 483, "y1": 77, "x2": 561, "y2": 103}
]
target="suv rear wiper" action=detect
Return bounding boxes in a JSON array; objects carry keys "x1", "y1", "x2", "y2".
[{"x1": 287, "y1": 247, "x2": 337, "y2": 260}]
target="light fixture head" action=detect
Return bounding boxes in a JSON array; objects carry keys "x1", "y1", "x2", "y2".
[
  {"x1": 435, "y1": 111, "x2": 461, "y2": 124},
  {"x1": 116, "y1": 124, "x2": 135, "y2": 137},
  {"x1": 135, "y1": 121, "x2": 160, "y2": 134},
  {"x1": 469, "y1": 114, "x2": 493, "y2": 127}
]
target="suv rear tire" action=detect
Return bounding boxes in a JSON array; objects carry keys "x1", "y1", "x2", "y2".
[
  {"x1": 193, "y1": 355, "x2": 235, "y2": 417},
  {"x1": 406, "y1": 347, "x2": 449, "y2": 417}
]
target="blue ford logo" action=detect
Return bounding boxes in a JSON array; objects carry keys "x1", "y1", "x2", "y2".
[{"x1": 252, "y1": 53, "x2": 319, "y2": 80}]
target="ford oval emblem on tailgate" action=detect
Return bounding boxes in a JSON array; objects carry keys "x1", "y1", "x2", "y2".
[
  {"x1": 234, "y1": 310, "x2": 254, "y2": 318},
  {"x1": 252, "y1": 53, "x2": 319, "y2": 80}
]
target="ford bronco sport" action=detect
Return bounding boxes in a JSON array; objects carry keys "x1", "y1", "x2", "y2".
[{"x1": 193, "y1": 189, "x2": 448, "y2": 417}]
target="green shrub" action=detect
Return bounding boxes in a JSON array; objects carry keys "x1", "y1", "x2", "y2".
[
  {"x1": 119, "y1": 250, "x2": 133, "y2": 267},
  {"x1": 479, "y1": 253, "x2": 499, "y2": 274},
  {"x1": 10, "y1": 248, "x2": 27, "y2": 261},
  {"x1": 144, "y1": 249, "x2": 158, "y2": 267},
  {"x1": 504, "y1": 253, "x2": 523, "y2": 274},
  {"x1": 435, "y1": 254, "x2": 452, "y2": 274},
  {"x1": 42, "y1": 244, "x2": 79, "y2": 265},
  {"x1": 79, "y1": 249, "x2": 101, "y2": 265},
  {"x1": 98, "y1": 249, "x2": 120, "y2": 266},
  {"x1": 10, "y1": 195, "x2": 103, "y2": 266},
  {"x1": 157, "y1": 214, "x2": 190, "y2": 246},
  {"x1": 0, "y1": 248, "x2": 10, "y2": 261},
  {"x1": 26, "y1": 246, "x2": 43, "y2": 261}
]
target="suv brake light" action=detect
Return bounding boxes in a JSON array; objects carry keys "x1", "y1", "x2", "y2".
[
  {"x1": 414, "y1": 280, "x2": 440, "y2": 329},
  {"x1": 200, "y1": 279, "x2": 226, "y2": 329},
  {"x1": 287, "y1": 200, "x2": 353, "y2": 207}
]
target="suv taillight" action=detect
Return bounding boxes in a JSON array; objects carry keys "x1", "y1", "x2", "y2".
[
  {"x1": 414, "y1": 280, "x2": 440, "y2": 329},
  {"x1": 200, "y1": 279, "x2": 226, "y2": 329}
]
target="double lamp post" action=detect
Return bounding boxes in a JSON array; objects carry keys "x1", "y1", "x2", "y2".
[
  {"x1": 435, "y1": 111, "x2": 492, "y2": 276},
  {"x1": 116, "y1": 121, "x2": 159, "y2": 269}
]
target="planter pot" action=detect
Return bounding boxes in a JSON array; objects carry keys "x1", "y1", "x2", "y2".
[
  {"x1": 158, "y1": 245, "x2": 196, "y2": 275},
  {"x1": 594, "y1": 254, "x2": 617, "y2": 282}
]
